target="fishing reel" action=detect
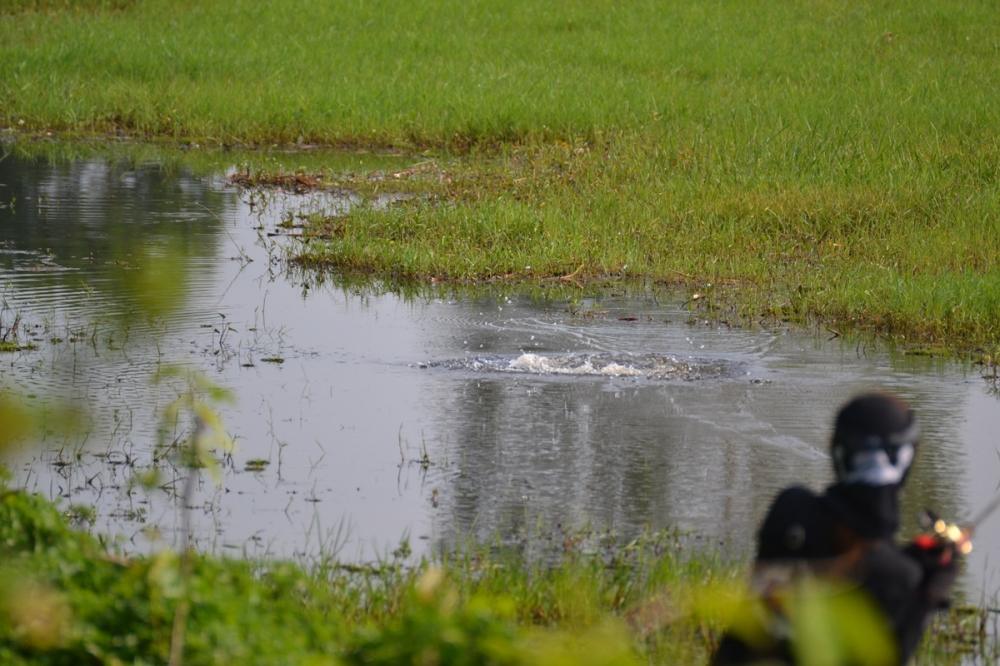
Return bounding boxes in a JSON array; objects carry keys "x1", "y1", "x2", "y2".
[{"x1": 912, "y1": 511, "x2": 973, "y2": 562}]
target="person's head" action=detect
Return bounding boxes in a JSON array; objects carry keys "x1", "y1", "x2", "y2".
[{"x1": 831, "y1": 392, "x2": 919, "y2": 487}]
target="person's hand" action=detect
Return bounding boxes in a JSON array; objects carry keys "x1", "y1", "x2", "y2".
[
  {"x1": 909, "y1": 532, "x2": 961, "y2": 567},
  {"x1": 906, "y1": 527, "x2": 964, "y2": 609}
]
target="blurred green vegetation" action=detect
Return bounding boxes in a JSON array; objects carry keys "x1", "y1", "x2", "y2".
[
  {"x1": 0, "y1": 487, "x2": 993, "y2": 664},
  {"x1": 0, "y1": 488, "x2": 709, "y2": 664},
  {"x1": 0, "y1": 395, "x2": 36, "y2": 455},
  {"x1": 0, "y1": 393, "x2": 80, "y2": 458}
]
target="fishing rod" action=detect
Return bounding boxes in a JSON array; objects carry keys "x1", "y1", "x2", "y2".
[
  {"x1": 970, "y1": 490, "x2": 1000, "y2": 530},
  {"x1": 915, "y1": 489, "x2": 1000, "y2": 557}
]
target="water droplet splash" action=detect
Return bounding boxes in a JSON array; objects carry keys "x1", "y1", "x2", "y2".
[{"x1": 426, "y1": 352, "x2": 741, "y2": 381}]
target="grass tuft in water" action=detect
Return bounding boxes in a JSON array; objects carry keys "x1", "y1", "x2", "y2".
[{"x1": 288, "y1": 131, "x2": 1000, "y2": 352}]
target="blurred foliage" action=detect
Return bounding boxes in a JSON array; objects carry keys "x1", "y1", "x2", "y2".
[
  {"x1": 0, "y1": 486, "x2": 994, "y2": 664},
  {"x1": 717, "y1": 577, "x2": 898, "y2": 666},
  {"x1": 153, "y1": 365, "x2": 235, "y2": 483},
  {"x1": 0, "y1": 490, "x2": 701, "y2": 664},
  {"x1": 344, "y1": 566, "x2": 523, "y2": 665},
  {"x1": 0, "y1": 392, "x2": 80, "y2": 456},
  {"x1": 113, "y1": 241, "x2": 191, "y2": 320},
  {"x1": 0, "y1": 579, "x2": 71, "y2": 652},
  {"x1": 790, "y1": 578, "x2": 897, "y2": 666},
  {"x1": 0, "y1": 394, "x2": 34, "y2": 454}
]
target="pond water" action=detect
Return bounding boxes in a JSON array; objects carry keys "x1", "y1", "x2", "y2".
[{"x1": 1, "y1": 151, "x2": 999, "y2": 596}]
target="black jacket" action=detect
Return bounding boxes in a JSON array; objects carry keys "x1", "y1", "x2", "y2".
[{"x1": 712, "y1": 485, "x2": 956, "y2": 665}]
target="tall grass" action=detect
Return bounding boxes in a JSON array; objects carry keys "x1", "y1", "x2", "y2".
[{"x1": 1, "y1": 1, "x2": 998, "y2": 149}]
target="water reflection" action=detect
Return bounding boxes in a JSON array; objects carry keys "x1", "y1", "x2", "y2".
[
  {"x1": 0, "y1": 152, "x2": 998, "y2": 597},
  {"x1": 0, "y1": 156, "x2": 228, "y2": 320},
  {"x1": 425, "y1": 319, "x2": 972, "y2": 555}
]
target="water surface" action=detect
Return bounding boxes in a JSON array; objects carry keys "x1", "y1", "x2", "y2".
[{"x1": 1, "y1": 152, "x2": 999, "y2": 596}]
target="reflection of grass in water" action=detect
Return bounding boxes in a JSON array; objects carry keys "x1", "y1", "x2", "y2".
[
  {"x1": 5, "y1": 138, "x2": 418, "y2": 184},
  {"x1": 0, "y1": 490, "x2": 994, "y2": 664}
]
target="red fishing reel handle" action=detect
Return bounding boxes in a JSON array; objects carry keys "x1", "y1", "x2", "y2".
[
  {"x1": 912, "y1": 514, "x2": 973, "y2": 564},
  {"x1": 912, "y1": 534, "x2": 940, "y2": 550},
  {"x1": 910, "y1": 533, "x2": 957, "y2": 566}
]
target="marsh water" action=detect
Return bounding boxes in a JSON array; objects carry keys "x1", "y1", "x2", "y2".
[{"x1": 2, "y1": 152, "x2": 1000, "y2": 596}]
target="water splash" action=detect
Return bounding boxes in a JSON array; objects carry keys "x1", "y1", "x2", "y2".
[{"x1": 426, "y1": 352, "x2": 741, "y2": 381}]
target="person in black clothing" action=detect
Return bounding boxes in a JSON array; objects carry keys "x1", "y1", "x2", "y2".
[{"x1": 712, "y1": 392, "x2": 960, "y2": 665}]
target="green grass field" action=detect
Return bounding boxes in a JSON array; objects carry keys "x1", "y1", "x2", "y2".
[
  {"x1": 3, "y1": 1, "x2": 998, "y2": 148},
  {"x1": 2, "y1": 0, "x2": 1000, "y2": 350}
]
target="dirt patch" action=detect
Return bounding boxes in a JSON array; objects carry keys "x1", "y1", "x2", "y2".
[{"x1": 229, "y1": 170, "x2": 325, "y2": 194}]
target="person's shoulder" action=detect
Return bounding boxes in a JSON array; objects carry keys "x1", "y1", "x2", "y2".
[
  {"x1": 765, "y1": 485, "x2": 823, "y2": 521},
  {"x1": 771, "y1": 485, "x2": 819, "y2": 504},
  {"x1": 757, "y1": 485, "x2": 827, "y2": 559}
]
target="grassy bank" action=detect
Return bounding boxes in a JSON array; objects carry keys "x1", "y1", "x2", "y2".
[
  {"x1": 0, "y1": 487, "x2": 992, "y2": 665},
  {"x1": 289, "y1": 130, "x2": 1000, "y2": 352},
  {"x1": 3, "y1": 0, "x2": 1000, "y2": 349}
]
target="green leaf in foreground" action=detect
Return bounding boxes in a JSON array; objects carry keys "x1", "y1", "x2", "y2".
[{"x1": 0, "y1": 489, "x2": 993, "y2": 664}]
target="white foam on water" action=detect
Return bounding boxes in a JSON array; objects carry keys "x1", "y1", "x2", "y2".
[
  {"x1": 599, "y1": 362, "x2": 643, "y2": 377},
  {"x1": 508, "y1": 353, "x2": 643, "y2": 377},
  {"x1": 508, "y1": 353, "x2": 560, "y2": 373}
]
